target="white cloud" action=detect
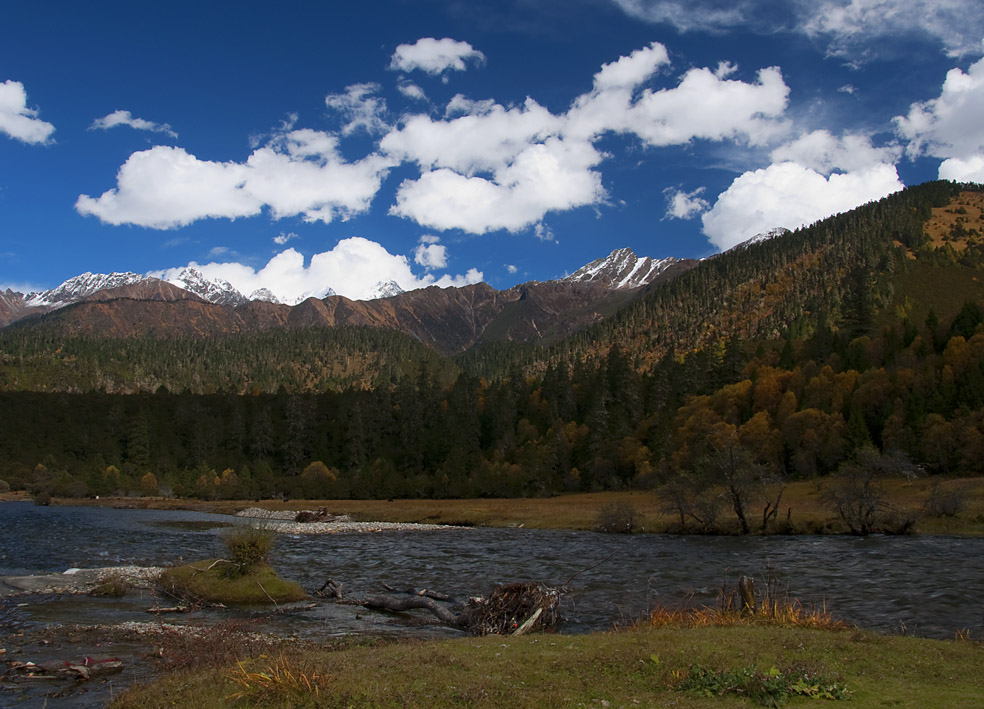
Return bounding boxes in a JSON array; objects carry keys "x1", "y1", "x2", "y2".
[
  {"x1": 389, "y1": 37, "x2": 486, "y2": 75},
  {"x1": 324, "y1": 83, "x2": 389, "y2": 136},
  {"x1": 76, "y1": 130, "x2": 394, "y2": 228},
  {"x1": 702, "y1": 161, "x2": 903, "y2": 250},
  {"x1": 506, "y1": 264, "x2": 518, "y2": 274},
  {"x1": 609, "y1": 0, "x2": 755, "y2": 33},
  {"x1": 664, "y1": 186, "x2": 710, "y2": 219},
  {"x1": 90, "y1": 109, "x2": 177, "y2": 139},
  {"x1": 382, "y1": 97, "x2": 562, "y2": 175},
  {"x1": 771, "y1": 129, "x2": 901, "y2": 173},
  {"x1": 895, "y1": 53, "x2": 984, "y2": 167},
  {"x1": 566, "y1": 51, "x2": 788, "y2": 147},
  {"x1": 0, "y1": 80, "x2": 55, "y2": 144},
  {"x1": 386, "y1": 42, "x2": 790, "y2": 234},
  {"x1": 81, "y1": 42, "x2": 795, "y2": 238},
  {"x1": 610, "y1": 1, "x2": 984, "y2": 60},
  {"x1": 390, "y1": 137, "x2": 606, "y2": 233},
  {"x1": 397, "y1": 80, "x2": 427, "y2": 101},
  {"x1": 151, "y1": 237, "x2": 483, "y2": 302},
  {"x1": 803, "y1": 0, "x2": 984, "y2": 59},
  {"x1": 939, "y1": 154, "x2": 984, "y2": 182},
  {"x1": 534, "y1": 223, "x2": 556, "y2": 242},
  {"x1": 414, "y1": 235, "x2": 448, "y2": 269},
  {"x1": 273, "y1": 231, "x2": 298, "y2": 245}
]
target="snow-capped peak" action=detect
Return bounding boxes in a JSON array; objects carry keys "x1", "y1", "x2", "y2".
[
  {"x1": 26, "y1": 272, "x2": 149, "y2": 308},
  {"x1": 362, "y1": 280, "x2": 406, "y2": 300},
  {"x1": 248, "y1": 288, "x2": 280, "y2": 304},
  {"x1": 165, "y1": 268, "x2": 247, "y2": 307},
  {"x1": 562, "y1": 248, "x2": 678, "y2": 289},
  {"x1": 728, "y1": 227, "x2": 791, "y2": 253}
]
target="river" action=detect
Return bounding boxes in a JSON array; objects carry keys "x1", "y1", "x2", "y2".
[{"x1": 1, "y1": 502, "x2": 982, "y2": 706}]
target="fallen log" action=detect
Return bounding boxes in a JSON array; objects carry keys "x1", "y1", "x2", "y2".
[{"x1": 351, "y1": 581, "x2": 562, "y2": 635}]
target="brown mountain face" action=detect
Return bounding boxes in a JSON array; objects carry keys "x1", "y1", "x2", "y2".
[
  {"x1": 81, "y1": 279, "x2": 207, "y2": 304},
  {"x1": 3, "y1": 257, "x2": 698, "y2": 354},
  {"x1": 0, "y1": 289, "x2": 32, "y2": 328}
]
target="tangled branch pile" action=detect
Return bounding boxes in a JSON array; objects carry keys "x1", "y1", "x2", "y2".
[
  {"x1": 351, "y1": 580, "x2": 563, "y2": 635},
  {"x1": 462, "y1": 582, "x2": 562, "y2": 635}
]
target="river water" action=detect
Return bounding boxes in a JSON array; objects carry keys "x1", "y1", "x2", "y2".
[
  {"x1": 2, "y1": 502, "x2": 982, "y2": 707},
  {"x1": 1, "y1": 501, "x2": 981, "y2": 639}
]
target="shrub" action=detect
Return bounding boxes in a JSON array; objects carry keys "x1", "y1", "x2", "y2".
[
  {"x1": 223, "y1": 524, "x2": 275, "y2": 575},
  {"x1": 596, "y1": 501, "x2": 638, "y2": 533},
  {"x1": 0, "y1": 479, "x2": 9, "y2": 494},
  {"x1": 923, "y1": 481, "x2": 967, "y2": 518}
]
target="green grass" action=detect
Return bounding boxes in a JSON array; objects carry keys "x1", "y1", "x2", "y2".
[
  {"x1": 111, "y1": 625, "x2": 982, "y2": 708},
  {"x1": 157, "y1": 559, "x2": 307, "y2": 605}
]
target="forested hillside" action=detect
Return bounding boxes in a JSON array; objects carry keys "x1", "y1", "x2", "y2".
[{"x1": 2, "y1": 181, "x2": 984, "y2": 512}]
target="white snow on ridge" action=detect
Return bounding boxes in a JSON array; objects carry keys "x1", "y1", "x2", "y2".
[
  {"x1": 564, "y1": 247, "x2": 678, "y2": 290},
  {"x1": 26, "y1": 271, "x2": 148, "y2": 308}
]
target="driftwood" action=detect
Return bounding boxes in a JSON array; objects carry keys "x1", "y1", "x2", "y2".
[
  {"x1": 294, "y1": 507, "x2": 330, "y2": 523},
  {"x1": 315, "y1": 578, "x2": 344, "y2": 599},
  {"x1": 329, "y1": 580, "x2": 562, "y2": 635}
]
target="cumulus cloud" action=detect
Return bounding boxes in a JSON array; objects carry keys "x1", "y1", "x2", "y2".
[
  {"x1": 383, "y1": 97, "x2": 562, "y2": 175},
  {"x1": 90, "y1": 109, "x2": 178, "y2": 139},
  {"x1": 506, "y1": 264, "x2": 518, "y2": 274},
  {"x1": 610, "y1": 1, "x2": 984, "y2": 60},
  {"x1": 703, "y1": 163, "x2": 904, "y2": 250},
  {"x1": 0, "y1": 79, "x2": 55, "y2": 144},
  {"x1": 151, "y1": 237, "x2": 483, "y2": 302},
  {"x1": 702, "y1": 132, "x2": 904, "y2": 250},
  {"x1": 389, "y1": 37, "x2": 486, "y2": 75},
  {"x1": 390, "y1": 137, "x2": 606, "y2": 233},
  {"x1": 76, "y1": 129, "x2": 394, "y2": 228},
  {"x1": 274, "y1": 231, "x2": 298, "y2": 245},
  {"x1": 386, "y1": 42, "x2": 789, "y2": 234},
  {"x1": 324, "y1": 83, "x2": 389, "y2": 136},
  {"x1": 938, "y1": 154, "x2": 984, "y2": 182},
  {"x1": 895, "y1": 53, "x2": 984, "y2": 170},
  {"x1": 566, "y1": 46, "x2": 788, "y2": 146},
  {"x1": 664, "y1": 187, "x2": 710, "y2": 219},
  {"x1": 81, "y1": 41, "x2": 794, "y2": 238},
  {"x1": 414, "y1": 235, "x2": 448, "y2": 269}
]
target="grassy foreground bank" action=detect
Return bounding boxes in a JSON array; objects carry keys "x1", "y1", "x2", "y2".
[
  {"x1": 44, "y1": 475, "x2": 984, "y2": 535},
  {"x1": 111, "y1": 625, "x2": 982, "y2": 708}
]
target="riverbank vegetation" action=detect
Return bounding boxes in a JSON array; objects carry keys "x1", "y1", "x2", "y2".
[
  {"x1": 43, "y1": 475, "x2": 984, "y2": 536},
  {"x1": 110, "y1": 623, "x2": 983, "y2": 708},
  {"x1": 156, "y1": 525, "x2": 307, "y2": 605}
]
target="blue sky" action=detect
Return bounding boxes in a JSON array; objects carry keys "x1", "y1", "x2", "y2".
[{"x1": 2, "y1": 0, "x2": 984, "y2": 302}]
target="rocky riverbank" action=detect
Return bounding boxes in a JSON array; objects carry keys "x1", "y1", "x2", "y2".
[
  {"x1": 0, "y1": 565, "x2": 163, "y2": 598},
  {"x1": 234, "y1": 507, "x2": 465, "y2": 534}
]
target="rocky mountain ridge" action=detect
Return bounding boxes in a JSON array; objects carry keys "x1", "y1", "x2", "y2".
[{"x1": 0, "y1": 245, "x2": 739, "y2": 352}]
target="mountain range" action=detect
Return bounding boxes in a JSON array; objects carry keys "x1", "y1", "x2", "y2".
[{"x1": 0, "y1": 245, "x2": 701, "y2": 354}]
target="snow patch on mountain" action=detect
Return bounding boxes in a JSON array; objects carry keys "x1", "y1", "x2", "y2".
[
  {"x1": 362, "y1": 280, "x2": 406, "y2": 300},
  {"x1": 248, "y1": 288, "x2": 280, "y2": 304},
  {"x1": 563, "y1": 248, "x2": 678, "y2": 289},
  {"x1": 727, "y1": 227, "x2": 791, "y2": 252},
  {"x1": 165, "y1": 268, "x2": 248, "y2": 307},
  {"x1": 26, "y1": 272, "x2": 148, "y2": 308}
]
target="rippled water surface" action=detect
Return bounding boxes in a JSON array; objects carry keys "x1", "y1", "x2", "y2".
[{"x1": 2, "y1": 501, "x2": 982, "y2": 639}]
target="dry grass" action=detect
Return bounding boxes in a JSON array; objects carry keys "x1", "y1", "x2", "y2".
[
  {"x1": 924, "y1": 191, "x2": 984, "y2": 252},
  {"x1": 56, "y1": 476, "x2": 984, "y2": 535},
  {"x1": 646, "y1": 599, "x2": 848, "y2": 631},
  {"x1": 228, "y1": 655, "x2": 332, "y2": 704}
]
